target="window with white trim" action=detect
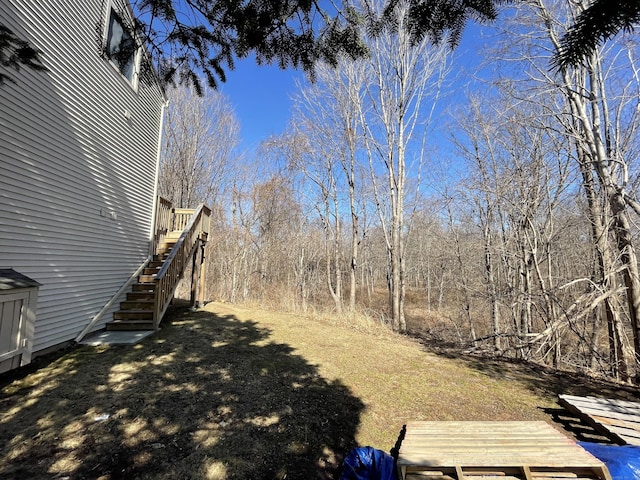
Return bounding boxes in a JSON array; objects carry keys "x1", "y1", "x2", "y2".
[{"x1": 105, "y1": 7, "x2": 138, "y2": 85}]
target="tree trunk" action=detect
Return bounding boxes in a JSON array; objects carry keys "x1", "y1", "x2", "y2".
[
  {"x1": 485, "y1": 225, "x2": 500, "y2": 351},
  {"x1": 577, "y1": 147, "x2": 630, "y2": 380}
]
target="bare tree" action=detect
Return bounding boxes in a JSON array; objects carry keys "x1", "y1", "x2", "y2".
[
  {"x1": 219, "y1": 165, "x2": 260, "y2": 303},
  {"x1": 313, "y1": 62, "x2": 368, "y2": 314},
  {"x1": 466, "y1": 0, "x2": 640, "y2": 379},
  {"x1": 358, "y1": 0, "x2": 451, "y2": 332},
  {"x1": 280, "y1": 61, "x2": 369, "y2": 314},
  {"x1": 443, "y1": 191, "x2": 479, "y2": 344},
  {"x1": 160, "y1": 86, "x2": 240, "y2": 208},
  {"x1": 520, "y1": 0, "x2": 640, "y2": 380},
  {"x1": 261, "y1": 130, "x2": 345, "y2": 312},
  {"x1": 452, "y1": 90, "x2": 577, "y2": 359}
]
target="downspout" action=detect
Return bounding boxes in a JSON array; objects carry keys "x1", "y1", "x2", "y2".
[{"x1": 149, "y1": 96, "x2": 169, "y2": 254}]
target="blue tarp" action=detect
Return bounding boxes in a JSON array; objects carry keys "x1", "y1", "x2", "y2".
[
  {"x1": 339, "y1": 446, "x2": 398, "y2": 480},
  {"x1": 580, "y1": 442, "x2": 640, "y2": 480}
]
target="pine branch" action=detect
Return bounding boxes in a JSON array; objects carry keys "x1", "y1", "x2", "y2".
[{"x1": 553, "y1": 0, "x2": 640, "y2": 70}]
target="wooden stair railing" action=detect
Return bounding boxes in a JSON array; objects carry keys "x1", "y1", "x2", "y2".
[
  {"x1": 151, "y1": 196, "x2": 173, "y2": 256},
  {"x1": 153, "y1": 203, "x2": 211, "y2": 330},
  {"x1": 106, "y1": 198, "x2": 210, "y2": 332}
]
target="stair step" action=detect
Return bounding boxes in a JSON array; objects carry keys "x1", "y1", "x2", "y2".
[
  {"x1": 106, "y1": 319, "x2": 154, "y2": 331},
  {"x1": 132, "y1": 283, "x2": 156, "y2": 292},
  {"x1": 120, "y1": 300, "x2": 154, "y2": 310},
  {"x1": 110, "y1": 227, "x2": 187, "y2": 331},
  {"x1": 114, "y1": 310, "x2": 153, "y2": 321},
  {"x1": 127, "y1": 291, "x2": 154, "y2": 301}
]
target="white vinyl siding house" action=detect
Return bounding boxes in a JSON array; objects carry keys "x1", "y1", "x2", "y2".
[{"x1": 0, "y1": 0, "x2": 166, "y2": 357}]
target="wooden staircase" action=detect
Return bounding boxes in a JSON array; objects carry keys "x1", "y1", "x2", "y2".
[
  {"x1": 106, "y1": 232, "x2": 182, "y2": 330},
  {"x1": 106, "y1": 233, "x2": 180, "y2": 331},
  {"x1": 72, "y1": 198, "x2": 210, "y2": 342}
]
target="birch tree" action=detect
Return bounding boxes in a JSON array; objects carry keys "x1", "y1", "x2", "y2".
[
  {"x1": 488, "y1": 0, "x2": 640, "y2": 379},
  {"x1": 284, "y1": 61, "x2": 368, "y2": 314},
  {"x1": 529, "y1": 0, "x2": 640, "y2": 380},
  {"x1": 359, "y1": 0, "x2": 451, "y2": 332}
]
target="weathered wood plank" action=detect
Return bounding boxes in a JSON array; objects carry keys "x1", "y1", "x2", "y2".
[
  {"x1": 561, "y1": 395, "x2": 640, "y2": 411},
  {"x1": 559, "y1": 397, "x2": 640, "y2": 419},
  {"x1": 558, "y1": 395, "x2": 640, "y2": 446}
]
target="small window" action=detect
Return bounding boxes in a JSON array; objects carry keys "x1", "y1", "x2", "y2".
[{"x1": 105, "y1": 8, "x2": 138, "y2": 84}]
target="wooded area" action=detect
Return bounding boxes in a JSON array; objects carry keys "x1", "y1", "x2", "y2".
[{"x1": 158, "y1": 0, "x2": 640, "y2": 383}]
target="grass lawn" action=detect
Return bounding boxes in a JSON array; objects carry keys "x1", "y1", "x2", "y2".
[{"x1": 0, "y1": 302, "x2": 637, "y2": 479}]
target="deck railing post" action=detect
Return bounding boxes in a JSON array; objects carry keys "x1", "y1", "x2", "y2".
[
  {"x1": 151, "y1": 196, "x2": 173, "y2": 256},
  {"x1": 189, "y1": 239, "x2": 199, "y2": 309},
  {"x1": 198, "y1": 240, "x2": 207, "y2": 307}
]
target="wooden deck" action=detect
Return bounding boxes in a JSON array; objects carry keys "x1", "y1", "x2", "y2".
[
  {"x1": 396, "y1": 421, "x2": 611, "y2": 480},
  {"x1": 559, "y1": 394, "x2": 640, "y2": 446}
]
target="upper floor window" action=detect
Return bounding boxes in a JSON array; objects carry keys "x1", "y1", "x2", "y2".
[{"x1": 105, "y1": 7, "x2": 138, "y2": 85}]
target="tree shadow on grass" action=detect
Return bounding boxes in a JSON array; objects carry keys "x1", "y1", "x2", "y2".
[
  {"x1": 424, "y1": 348, "x2": 640, "y2": 400},
  {"x1": 0, "y1": 307, "x2": 364, "y2": 479},
  {"x1": 415, "y1": 342, "x2": 640, "y2": 442}
]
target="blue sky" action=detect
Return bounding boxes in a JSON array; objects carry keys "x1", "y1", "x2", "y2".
[
  {"x1": 219, "y1": 57, "x2": 304, "y2": 151},
  {"x1": 217, "y1": 25, "x2": 486, "y2": 156}
]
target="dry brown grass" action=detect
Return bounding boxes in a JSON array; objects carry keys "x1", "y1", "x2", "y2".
[{"x1": 1, "y1": 301, "x2": 638, "y2": 479}]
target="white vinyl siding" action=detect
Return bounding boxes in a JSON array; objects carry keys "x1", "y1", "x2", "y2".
[{"x1": 0, "y1": 0, "x2": 166, "y2": 351}]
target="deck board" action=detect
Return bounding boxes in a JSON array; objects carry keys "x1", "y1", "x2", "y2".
[
  {"x1": 397, "y1": 421, "x2": 611, "y2": 480},
  {"x1": 558, "y1": 395, "x2": 640, "y2": 446}
]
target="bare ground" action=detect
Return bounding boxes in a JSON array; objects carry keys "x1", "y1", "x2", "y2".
[{"x1": 1, "y1": 302, "x2": 638, "y2": 480}]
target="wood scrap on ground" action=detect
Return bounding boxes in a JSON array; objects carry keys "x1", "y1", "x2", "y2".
[{"x1": 558, "y1": 394, "x2": 640, "y2": 446}]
